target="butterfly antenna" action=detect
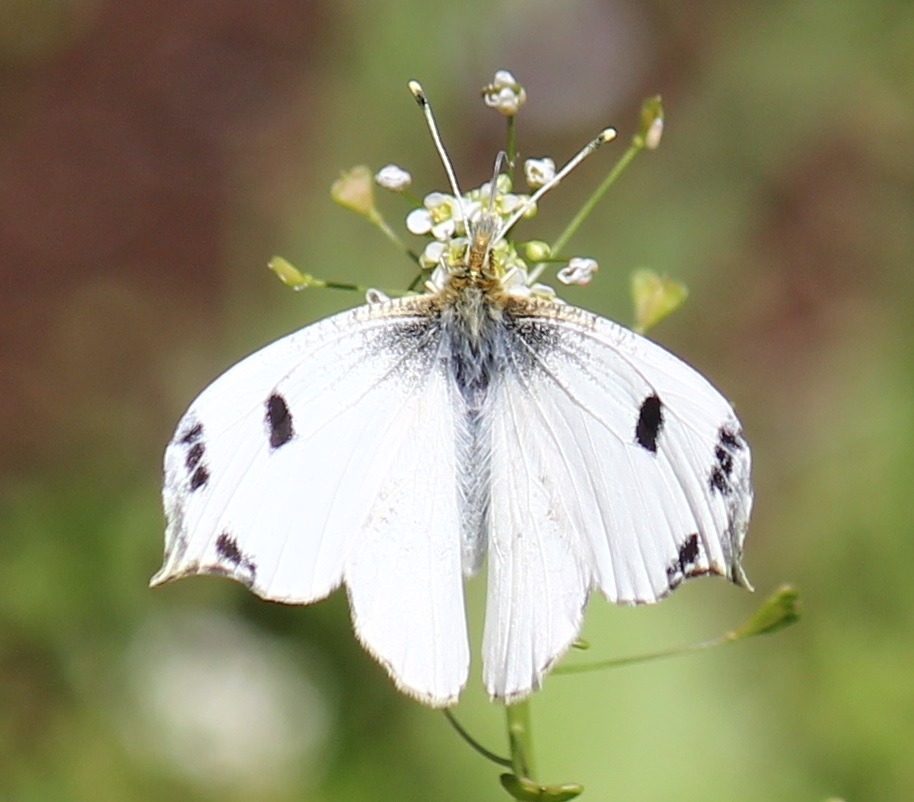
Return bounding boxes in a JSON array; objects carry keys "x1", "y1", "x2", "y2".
[
  {"x1": 495, "y1": 127, "x2": 618, "y2": 240},
  {"x1": 486, "y1": 151, "x2": 508, "y2": 214},
  {"x1": 475, "y1": 150, "x2": 508, "y2": 264},
  {"x1": 409, "y1": 81, "x2": 464, "y2": 203}
]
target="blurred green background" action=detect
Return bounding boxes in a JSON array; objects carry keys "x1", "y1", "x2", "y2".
[{"x1": 2, "y1": 1, "x2": 912, "y2": 800}]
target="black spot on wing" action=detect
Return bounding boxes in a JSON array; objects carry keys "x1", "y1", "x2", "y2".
[
  {"x1": 678, "y1": 533, "x2": 700, "y2": 567},
  {"x1": 666, "y1": 533, "x2": 706, "y2": 585},
  {"x1": 709, "y1": 469, "x2": 727, "y2": 493},
  {"x1": 635, "y1": 394, "x2": 663, "y2": 453},
  {"x1": 175, "y1": 419, "x2": 210, "y2": 491},
  {"x1": 189, "y1": 464, "x2": 209, "y2": 491},
  {"x1": 709, "y1": 425, "x2": 745, "y2": 495},
  {"x1": 266, "y1": 393, "x2": 294, "y2": 448},
  {"x1": 180, "y1": 422, "x2": 204, "y2": 444},
  {"x1": 185, "y1": 442, "x2": 204, "y2": 472},
  {"x1": 719, "y1": 428, "x2": 743, "y2": 450},
  {"x1": 215, "y1": 532, "x2": 244, "y2": 564},
  {"x1": 215, "y1": 532, "x2": 257, "y2": 583}
]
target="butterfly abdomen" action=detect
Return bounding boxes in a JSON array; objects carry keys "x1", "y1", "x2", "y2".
[{"x1": 440, "y1": 288, "x2": 509, "y2": 576}]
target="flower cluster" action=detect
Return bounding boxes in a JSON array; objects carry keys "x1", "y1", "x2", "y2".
[
  {"x1": 325, "y1": 70, "x2": 628, "y2": 304},
  {"x1": 407, "y1": 173, "x2": 568, "y2": 300},
  {"x1": 377, "y1": 71, "x2": 604, "y2": 301}
]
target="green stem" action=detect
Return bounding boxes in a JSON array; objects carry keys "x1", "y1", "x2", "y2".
[
  {"x1": 505, "y1": 699, "x2": 535, "y2": 781},
  {"x1": 553, "y1": 634, "x2": 725, "y2": 676},
  {"x1": 366, "y1": 208, "x2": 421, "y2": 265},
  {"x1": 554, "y1": 585, "x2": 801, "y2": 676},
  {"x1": 442, "y1": 710, "x2": 513, "y2": 768},
  {"x1": 550, "y1": 140, "x2": 643, "y2": 257},
  {"x1": 506, "y1": 115, "x2": 517, "y2": 183},
  {"x1": 320, "y1": 280, "x2": 367, "y2": 292},
  {"x1": 315, "y1": 280, "x2": 412, "y2": 297},
  {"x1": 406, "y1": 271, "x2": 427, "y2": 292}
]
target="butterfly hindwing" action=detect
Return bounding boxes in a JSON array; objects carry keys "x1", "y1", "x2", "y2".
[
  {"x1": 154, "y1": 297, "x2": 470, "y2": 706},
  {"x1": 343, "y1": 337, "x2": 470, "y2": 706},
  {"x1": 481, "y1": 300, "x2": 752, "y2": 700}
]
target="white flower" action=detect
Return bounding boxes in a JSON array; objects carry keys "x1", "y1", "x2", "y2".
[
  {"x1": 494, "y1": 191, "x2": 527, "y2": 216},
  {"x1": 524, "y1": 157, "x2": 556, "y2": 189},
  {"x1": 500, "y1": 265, "x2": 528, "y2": 295},
  {"x1": 468, "y1": 175, "x2": 533, "y2": 226},
  {"x1": 419, "y1": 236, "x2": 471, "y2": 272},
  {"x1": 424, "y1": 262, "x2": 450, "y2": 292},
  {"x1": 406, "y1": 192, "x2": 465, "y2": 240},
  {"x1": 500, "y1": 264, "x2": 559, "y2": 301},
  {"x1": 406, "y1": 207, "x2": 435, "y2": 236},
  {"x1": 374, "y1": 164, "x2": 412, "y2": 191},
  {"x1": 557, "y1": 257, "x2": 599, "y2": 286},
  {"x1": 418, "y1": 239, "x2": 447, "y2": 269},
  {"x1": 482, "y1": 70, "x2": 527, "y2": 116}
]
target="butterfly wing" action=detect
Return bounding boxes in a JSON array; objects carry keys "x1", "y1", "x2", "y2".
[
  {"x1": 152, "y1": 297, "x2": 469, "y2": 706},
  {"x1": 482, "y1": 300, "x2": 752, "y2": 701}
]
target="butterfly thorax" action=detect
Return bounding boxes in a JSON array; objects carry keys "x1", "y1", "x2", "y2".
[
  {"x1": 465, "y1": 209, "x2": 500, "y2": 275},
  {"x1": 440, "y1": 210, "x2": 513, "y2": 331},
  {"x1": 450, "y1": 210, "x2": 536, "y2": 381},
  {"x1": 439, "y1": 281, "x2": 504, "y2": 410}
]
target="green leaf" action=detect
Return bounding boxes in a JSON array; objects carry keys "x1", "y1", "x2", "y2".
[
  {"x1": 268, "y1": 256, "x2": 322, "y2": 290},
  {"x1": 727, "y1": 585, "x2": 801, "y2": 641},
  {"x1": 330, "y1": 165, "x2": 375, "y2": 215},
  {"x1": 631, "y1": 268, "x2": 688, "y2": 333}
]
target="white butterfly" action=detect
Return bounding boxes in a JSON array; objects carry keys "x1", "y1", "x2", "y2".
[{"x1": 152, "y1": 80, "x2": 752, "y2": 707}]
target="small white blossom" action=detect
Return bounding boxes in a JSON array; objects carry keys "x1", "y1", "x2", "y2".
[
  {"x1": 406, "y1": 192, "x2": 466, "y2": 240},
  {"x1": 501, "y1": 265, "x2": 559, "y2": 301},
  {"x1": 482, "y1": 70, "x2": 527, "y2": 116},
  {"x1": 500, "y1": 265, "x2": 528, "y2": 295},
  {"x1": 472, "y1": 176, "x2": 533, "y2": 223},
  {"x1": 524, "y1": 157, "x2": 556, "y2": 189},
  {"x1": 418, "y1": 240, "x2": 448, "y2": 269},
  {"x1": 406, "y1": 207, "x2": 434, "y2": 236},
  {"x1": 494, "y1": 192, "x2": 527, "y2": 216},
  {"x1": 425, "y1": 262, "x2": 450, "y2": 292},
  {"x1": 558, "y1": 257, "x2": 599, "y2": 286},
  {"x1": 374, "y1": 164, "x2": 412, "y2": 191}
]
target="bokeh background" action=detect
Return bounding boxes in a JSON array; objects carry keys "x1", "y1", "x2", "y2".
[{"x1": 2, "y1": 1, "x2": 912, "y2": 800}]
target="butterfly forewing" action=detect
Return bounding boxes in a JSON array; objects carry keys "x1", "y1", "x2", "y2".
[
  {"x1": 154, "y1": 297, "x2": 470, "y2": 706},
  {"x1": 480, "y1": 299, "x2": 752, "y2": 700}
]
